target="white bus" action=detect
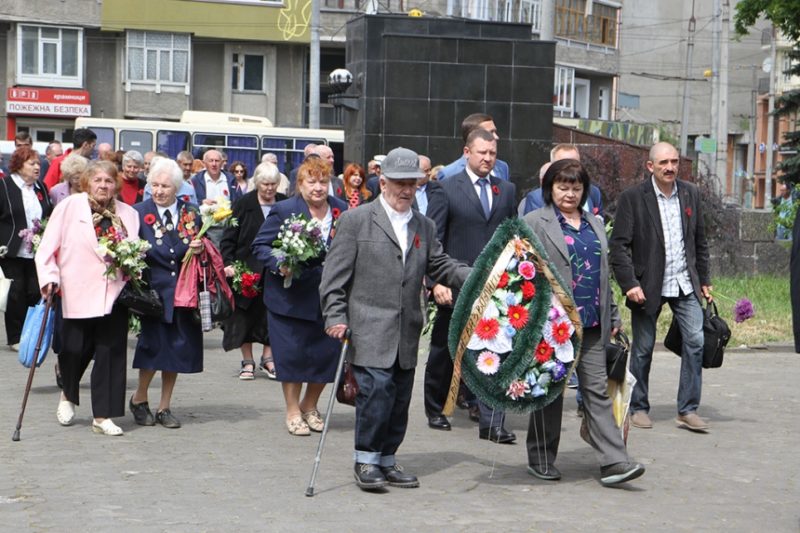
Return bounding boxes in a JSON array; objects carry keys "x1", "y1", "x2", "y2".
[{"x1": 74, "y1": 111, "x2": 345, "y2": 175}]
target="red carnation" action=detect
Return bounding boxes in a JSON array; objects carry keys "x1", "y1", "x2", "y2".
[
  {"x1": 507, "y1": 305, "x2": 529, "y2": 329},
  {"x1": 685, "y1": 207, "x2": 692, "y2": 217},
  {"x1": 497, "y1": 271, "x2": 509, "y2": 289},
  {"x1": 534, "y1": 340, "x2": 554, "y2": 363},
  {"x1": 521, "y1": 281, "x2": 536, "y2": 300},
  {"x1": 414, "y1": 233, "x2": 420, "y2": 248},
  {"x1": 336, "y1": 187, "x2": 342, "y2": 195},
  {"x1": 143, "y1": 213, "x2": 157, "y2": 225},
  {"x1": 332, "y1": 207, "x2": 341, "y2": 219},
  {"x1": 475, "y1": 318, "x2": 500, "y2": 341},
  {"x1": 36, "y1": 191, "x2": 43, "y2": 201},
  {"x1": 182, "y1": 195, "x2": 190, "y2": 202},
  {"x1": 223, "y1": 189, "x2": 229, "y2": 196},
  {"x1": 592, "y1": 207, "x2": 599, "y2": 215},
  {"x1": 492, "y1": 185, "x2": 499, "y2": 196}
]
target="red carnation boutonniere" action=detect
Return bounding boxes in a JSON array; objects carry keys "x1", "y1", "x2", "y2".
[
  {"x1": 336, "y1": 187, "x2": 342, "y2": 196},
  {"x1": 36, "y1": 191, "x2": 43, "y2": 201},
  {"x1": 143, "y1": 213, "x2": 157, "y2": 225},
  {"x1": 685, "y1": 207, "x2": 692, "y2": 218},
  {"x1": 181, "y1": 195, "x2": 190, "y2": 203},
  {"x1": 414, "y1": 233, "x2": 421, "y2": 249},
  {"x1": 223, "y1": 189, "x2": 229, "y2": 197},
  {"x1": 491, "y1": 185, "x2": 500, "y2": 196},
  {"x1": 592, "y1": 207, "x2": 600, "y2": 215},
  {"x1": 331, "y1": 207, "x2": 341, "y2": 220}
]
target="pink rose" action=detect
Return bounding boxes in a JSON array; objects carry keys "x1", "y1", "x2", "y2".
[{"x1": 518, "y1": 261, "x2": 536, "y2": 280}]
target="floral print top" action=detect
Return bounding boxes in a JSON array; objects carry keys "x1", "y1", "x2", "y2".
[{"x1": 555, "y1": 207, "x2": 601, "y2": 328}]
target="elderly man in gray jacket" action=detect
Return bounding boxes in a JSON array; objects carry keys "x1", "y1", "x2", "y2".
[{"x1": 320, "y1": 147, "x2": 470, "y2": 492}]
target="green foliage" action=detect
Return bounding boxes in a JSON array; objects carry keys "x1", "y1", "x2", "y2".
[
  {"x1": 734, "y1": 0, "x2": 800, "y2": 40},
  {"x1": 770, "y1": 184, "x2": 800, "y2": 233}
]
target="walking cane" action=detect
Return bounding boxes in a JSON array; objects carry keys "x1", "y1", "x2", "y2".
[
  {"x1": 12, "y1": 288, "x2": 54, "y2": 442},
  {"x1": 305, "y1": 328, "x2": 351, "y2": 497}
]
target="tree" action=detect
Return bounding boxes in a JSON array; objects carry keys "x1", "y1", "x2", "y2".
[{"x1": 734, "y1": 0, "x2": 800, "y2": 41}]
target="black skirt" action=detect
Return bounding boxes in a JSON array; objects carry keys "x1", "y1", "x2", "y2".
[{"x1": 222, "y1": 296, "x2": 269, "y2": 351}]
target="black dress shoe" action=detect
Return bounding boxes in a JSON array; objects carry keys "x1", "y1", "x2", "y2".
[
  {"x1": 129, "y1": 396, "x2": 155, "y2": 426},
  {"x1": 380, "y1": 464, "x2": 419, "y2": 488},
  {"x1": 155, "y1": 409, "x2": 181, "y2": 429},
  {"x1": 354, "y1": 463, "x2": 388, "y2": 490},
  {"x1": 528, "y1": 463, "x2": 561, "y2": 480},
  {"x1": 428, "y1": 415, "x2": 451, "y2": 431},
  {"x1": 479, "y1": 426, "x2": 516, "y2": 444},
  {"x1": 468, "y1": 405, "x2": 480, "y2": 422}
]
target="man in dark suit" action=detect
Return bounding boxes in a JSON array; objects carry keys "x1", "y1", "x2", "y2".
[
  {"x1": 321, "y1": 147, "x2": 471, "y2": 491},
  {"x1": 412, "y1": 154, "x2": 439, "y2": 216},
  {"x1": 609, "y1": 142, "x2": 713, "y2": 433},
  {"x1": 425, "y1": 128, "x2": 518, "y2": 443}
]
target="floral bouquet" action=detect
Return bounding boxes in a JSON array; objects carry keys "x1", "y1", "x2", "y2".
[
  {"x1": 231, "y1": 260, "x2": 262, "y2": 298},
  {"x1": 271, "y1": 213, "x2": 326, "y2": 288},
  {"x1": 182, "y1": 197, "x2": 237, "y2": 263},
  {"x1": 447, "y1": 218, "x2": 582, "y2": 414},
  {"x1": 19, "y1": 217, "x2": 48, "y2": 254},
  {"x1": 96, "y1": 226, "x2": 151, "y2": 290}
]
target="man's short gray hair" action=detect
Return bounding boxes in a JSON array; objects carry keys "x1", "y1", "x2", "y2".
[{"x1": 147, "y1": 157, "x2": 183, "y2": 191}]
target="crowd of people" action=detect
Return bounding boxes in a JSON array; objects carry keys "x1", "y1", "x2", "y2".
[{"x1": 2, "y1": 115, "x2": 721, "y2": 492}]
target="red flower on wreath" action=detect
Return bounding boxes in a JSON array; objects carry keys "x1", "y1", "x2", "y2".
[
  {"x1": 476, "y1": 318, "x2": 500, "y2": 340},
  {"x1": 491, "y1": 185, "x2": 500, "y2": 196},
  {"x1": 497, "y1": 271, "x2": 509, "y2": 289},
  {"x1": 507, "y1": 305, "x2": 529, "y2": 329},
  {"x1": 414, "y1": 233, "x2": 420, "y2": 248},
  {"x1": 521, "y1": 280, "x2": 536, "y2": 300},
  {"x1": 534, "y1": 340, "x2": 554, "y2": 363},
  {"x1": 331, "y1": 207, "x2": 341, "y2": 220},
  {"x1": 550, "y1": 320, "x2": 572, "y2": 344},
  {"x1": 685, "y1": 207, "x2": 692, "y2": 218},
  {"x1": 36, "y1": 191, "x2": 43, "y2": 201},
  {"x1": 143, "y1": 213, "x2": 157, "y2": 225}
]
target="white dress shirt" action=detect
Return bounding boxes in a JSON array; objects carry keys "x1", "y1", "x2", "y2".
[
  {"x1": 379, "y1": 194, "x2": 413, "y2": 264},
  {"x1": 465, "y1": 166, "x2": 493, "y2": 211}
]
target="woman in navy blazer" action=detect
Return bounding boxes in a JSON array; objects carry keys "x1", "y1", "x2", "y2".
[
  {"x1": 0, "y1": 145, "x2": 53, "y2": 348},
  {"x1": 251, "y1": 157, "x2": 347, "y2": 436},
  {"x1": 129, "y1": 158, "x2": 205, "y2": 430}
]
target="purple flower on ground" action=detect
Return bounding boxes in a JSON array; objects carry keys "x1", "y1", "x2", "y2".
[{"x1": 733, "y1": 298, "x2": 755, "y2": 323}]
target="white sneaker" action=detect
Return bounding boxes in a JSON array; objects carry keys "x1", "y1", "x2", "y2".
[
  {"x1": 92, "y1": 419, "x2": 123, "y2": 436},
  {"x1": 56, "y1": 400, "x2": 75, "y2": 426}
]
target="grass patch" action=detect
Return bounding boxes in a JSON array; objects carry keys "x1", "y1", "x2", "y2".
[{"x1": 613, "y1": 275, "x2": 792, "y2": 347}]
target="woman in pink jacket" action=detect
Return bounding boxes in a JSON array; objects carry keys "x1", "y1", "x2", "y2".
[{"x1": 36, "y1": 160, "x2": 140, "y2": 437}]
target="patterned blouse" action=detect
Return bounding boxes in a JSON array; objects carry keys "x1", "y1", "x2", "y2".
[{"x1": 555, "y1": 207, "x2": 602, "y2": 328}]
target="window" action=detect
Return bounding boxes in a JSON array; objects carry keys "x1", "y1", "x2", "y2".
[
  {"x1": 555, "y1": 0, "x2": 618, "y2": 47},
  {"x1": 232, "y1": 54, "x2": 265, "y2": 92},
  {"x1": 17, "y1": 25, "x2": 83, "y2": 87},
  {"x1": 193, "y1": 133, "x2": 259, "y2": 173},
  {"x1": 126, "y1": 31, "x2": 190, "y2": 85},
  {"x1": 553, "y1": 65, "x2": 575, "y2": 117},
  {"x1": 261, "y1": 137, "x2": 326, "y2": 174},
  {"x1": 157, "y1": 130, "x2": 190, "y2": 159}
]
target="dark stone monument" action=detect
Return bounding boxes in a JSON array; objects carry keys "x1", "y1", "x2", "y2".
[{"x1": 340, "y1": 14, "x2": 555, "y2": 194}]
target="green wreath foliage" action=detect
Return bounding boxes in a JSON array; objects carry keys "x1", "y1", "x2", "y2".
[{"x1": 448, "y1": 218, "x2": 580, "y2": 414}]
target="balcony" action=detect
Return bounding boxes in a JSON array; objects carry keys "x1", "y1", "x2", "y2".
[{"x1": 447, "y1": 0, "x2": 542, "y2": 33}]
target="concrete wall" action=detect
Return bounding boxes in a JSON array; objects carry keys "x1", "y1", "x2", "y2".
[
  {"x1": 85, "y1": 30, "x2": 121, "y2": 119},
  {"x1": 710, "y1": 209, "x2": 791, "y2": 276},
  {"x1": 2, "y1": 0, "x2": 102, "y2": 27},
  {"x1": 275, "y1": 44, "x2": 306, "y2": 127}
]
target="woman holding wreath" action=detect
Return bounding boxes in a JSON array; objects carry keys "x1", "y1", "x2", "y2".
[
  {"x1": 522, "y1": 159, "x2": 645, "y2": 486},
  {"x1": 220, "y1": 161, "x2": 286, "y2": 380},
  {"x1": 36, "y1": 160, "x2": 139, "y2": 436},
  {"x1": 251, "y1": 158, "x2": 347, "y2": 436},
  {"x1": 129, "y1": 158, "x2": 204, "y2": 429}
]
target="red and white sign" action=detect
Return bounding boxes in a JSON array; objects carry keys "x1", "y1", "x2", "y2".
[{"x1": 6, "y1": 87, "x2": 91, "y2": 117}]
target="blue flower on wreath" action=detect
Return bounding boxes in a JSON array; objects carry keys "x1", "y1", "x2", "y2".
[
  {"x1": 530, "y1": 383, "x2": 546, "y2": 398},
  {"x1": 505, "y1": 292, "x2": 520, "y2": 306},
  {"x1": 506, "y1": 258, "x2": 518, "y2": 271},
  {"x1": 504, "y1": 324, "x2": 517, "y2": 338}
]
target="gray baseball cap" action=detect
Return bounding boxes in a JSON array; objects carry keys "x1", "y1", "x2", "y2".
[{"x1": 381, "y1": 147, "x2": 423, "y2": 180}]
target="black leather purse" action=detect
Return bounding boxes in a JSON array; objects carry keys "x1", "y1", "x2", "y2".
[
  {"x1": 606, "y1": 330, "x2": 630, "y2": 382},
  {"x1": 210, "y1": 278, "x2": 234, "y2": 322},
  {"x1": 117, "y1": 282, "x2": 164, "y2": 318},
  {"x1": 664, "y1": 301, "x2": 730, "y2": 369}
]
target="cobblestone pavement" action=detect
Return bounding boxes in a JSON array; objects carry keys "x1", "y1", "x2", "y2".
[{"x1": 1, "y1": 330, "x2": 798, "y2": 532}]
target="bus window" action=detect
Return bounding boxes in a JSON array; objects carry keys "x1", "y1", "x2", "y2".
[
  {"x1": 194, "y1": 133, "x2": 259, "y2": 173},
  {"x1": 157, "y1": 130, "x2": 190, "y2": 159},
  {"x1": 92, "y1": 127, "x2": 115, "y2": 150},
  {"x1": 120, "y1": 130, "x2": 153, "y2": 153},
  {"x1": 262, "y1": 136, "x2": 325, "y2": 175}
]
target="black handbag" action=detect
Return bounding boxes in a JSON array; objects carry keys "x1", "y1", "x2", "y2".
[
  {"x1": 117, "y1": 282, "x2": 164, "y2": 318},
  {"x1": 606, "y1": 330, "x2": 630, "y2": 382},
  {"x1": 210, "y1": 278, "x2": 234, "y2": 322},
  {"x1": 664, "y1": 301, "x2": 730, "y2": 369}
]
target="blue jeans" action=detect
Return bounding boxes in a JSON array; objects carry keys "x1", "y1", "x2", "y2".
[
  {"x1": 352, "y1": 361, "x2": 415, "y2": 467},
  {"x1": 630, "y1": 293, "x2": 704, "y2": 415}
]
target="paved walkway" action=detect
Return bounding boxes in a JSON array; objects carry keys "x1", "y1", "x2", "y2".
[{"x1": 1, "y1": 331, "x2": 798, "y2": 532}]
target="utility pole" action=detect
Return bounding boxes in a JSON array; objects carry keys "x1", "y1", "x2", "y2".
[
  {"x1": 764, "y1": 24, "x2": 777, "y2": 209},
  {"x1": 309, "y1": 0, "x2": 320, "y2": 128},
  {"x1": 540, "y1": 0, "x2": 555, "y2": 41},
  {"x1": 745, "y1": 65, "x2": 757, "y2": 208},
  {"x1": 715, "y1": 0, "x2": 729, "y2": 197},
  {"x1": 710, "y1": 0, "x2": 720, "y2": 185},
  {"x1": 679, "y1": 0, "x2": 696, "y2": 157}
]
